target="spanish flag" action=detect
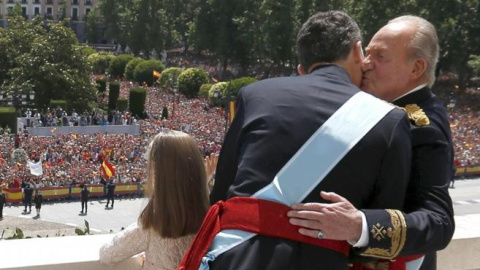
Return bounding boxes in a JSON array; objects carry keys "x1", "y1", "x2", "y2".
[
  {"x1": 153, "y1": 70, "x2": 161, "y2": 78},
  {"x1": 101, "y1": 160, "x2": 115, "y2": 178},
  {"x1": 228, "y1": 101, "x2": 236, "y2": 124}
]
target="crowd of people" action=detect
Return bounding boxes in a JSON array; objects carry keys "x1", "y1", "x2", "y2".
[
  {"x1": 0, "y1": 78, "x2": 226, "y2": 189},
  {"x1": 1, "y1": 69, "x2": 480, "y2": 191}
]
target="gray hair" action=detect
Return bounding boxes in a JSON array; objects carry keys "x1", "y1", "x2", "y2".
[{"x1": 388, "y1": 15, "x2": 439, "y2": 87}]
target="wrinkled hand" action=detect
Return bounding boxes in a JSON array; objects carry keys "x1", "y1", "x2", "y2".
[
  {"x1": 287, "y1": 191, "x2": 362, "y2": 242},
  {"x1": 204, "y1": 153, "x2": 219, "y2": 181}
]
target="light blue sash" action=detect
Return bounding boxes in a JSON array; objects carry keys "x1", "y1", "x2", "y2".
[{"x1": 200, "y1": 91, "x2": 395, "y2": 269}]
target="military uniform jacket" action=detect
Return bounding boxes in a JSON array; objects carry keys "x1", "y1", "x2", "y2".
[
  {"x1": 357, "y1": 87, "x2": 454, "y2": 270},
  {"x1": 209, "y1": 65, "x2": 413, "y2": 270}
]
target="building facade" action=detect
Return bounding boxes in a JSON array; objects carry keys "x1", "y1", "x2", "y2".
[{"x1": 0, "y1": 0, "x2": 100, "y2": 42}]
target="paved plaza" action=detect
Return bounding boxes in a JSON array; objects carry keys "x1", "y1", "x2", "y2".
[{"x1": 1, "y1": 178, "x2": 480, "y2": 239}]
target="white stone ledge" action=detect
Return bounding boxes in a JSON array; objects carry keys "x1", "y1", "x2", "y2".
[{"x1": 0, "y1": 234, "x2": 142, "y2": 270}]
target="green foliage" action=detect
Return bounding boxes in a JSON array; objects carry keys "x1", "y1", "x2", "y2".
[
  {"x1": 125, "y1": 58, "x2": 145, "y2": 81},
  {"x1": 208, "y1": 82, "x2": 228, "y2": 106},
  {"x1": 133, "y1": 60, "x2": 165, "y2": 86},
  {"x1": 468, "y1": 55, "x2": 480, "y2": 75},
  {"x1": 109, "y1": 54, "x2": 135, "y2": 78},
  {"x1": 87, "y1": 52, "x2": 115, "y2": 74},
  {"x1": 85, "y1": 7, "x2": 99, "y2": 43},
  {"x1": 96, "y1": 78, "x2": 107, "y2": 92},
  {"x1": 75, "y1": 220, "x2": 91, "y2": 236},
  {"x1": 199, "y1": 83, "x2": 212, "y2": 98},
  {"x1": 0, "y1": 107, "x2": 17, "y2": 134},
  {"x1": 108, "y1": 82, "x2": 121, "y2": 110},
  {"x1": 117, "y1": 98, "x2": 128, "y2": 112},
  {"x1": 161, "y1": 106, "x2": 169, "y2": 119},
  {"x1": 226, "y1": 77, "x2": 257, "y2": 98},
  {"x1": 50, "y1": 100, "x2": 68, "y2": 111},
  {"x1": 129, "y1": 87, "x2": 147, "y2": 117},
  {"x1": 158, "y1": 67, "x2": 184, "y2": 91},
  {"x1": 178, "y1": 68, "x2": 209, "y2": 98}
]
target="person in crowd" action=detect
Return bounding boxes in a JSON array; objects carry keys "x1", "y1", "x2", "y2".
[
  {"x1": 105, "y1": 179, "x2": 116, "y2": 208},
  {"x1": 99, "y1": 130, "x2": 216, "y2": 269},
  {"x1": 0, "y1": 184, "x2": 5, "y2": 219},
  {"x1": 34, "y1": 189, "x2": 43, "y2": 217},
  {"x1": 80, "y1": 184, "x2": 90, "y2": 214},
  {"x1": 287, "y1": 15, "x2": 454, "y2": 270},
  {"x1": 184, "y1": 11, "x2": 412, "y2": 270},
  {"x1": 23, "y1": 183, "x2": 33, "y2": 213}
]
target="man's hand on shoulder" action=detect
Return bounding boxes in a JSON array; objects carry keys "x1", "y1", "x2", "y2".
[{"x1": 287, "y1": 191, "x2": 363, "y2": 243}]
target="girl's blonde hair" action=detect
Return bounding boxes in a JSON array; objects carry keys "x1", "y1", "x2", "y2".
[{"x1": 140, "y1": 130, "x2": 209, "y2": 238}]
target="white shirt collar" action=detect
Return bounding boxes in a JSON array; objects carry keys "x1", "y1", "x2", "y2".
[{"x1": 392, "y1": 83, "x2": 428, "y2": 102}]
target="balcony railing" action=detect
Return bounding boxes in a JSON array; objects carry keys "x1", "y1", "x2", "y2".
[{"x1": 0, "y1": 234, "x2": 142, "y2": 270}]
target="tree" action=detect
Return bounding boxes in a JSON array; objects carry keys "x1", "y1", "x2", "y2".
[
  {"x1": 0, "y1": 15, "x2": 96, "y2": 113},
  {"x1": 133, "y1": 60, "x2": 165, "y2": 86},
  {"x1": 85, "y1": 7, "x2": 100, "y2": 43},
  {"x1": 109, "y1": 54, "x2": 134, "y2": 78}
]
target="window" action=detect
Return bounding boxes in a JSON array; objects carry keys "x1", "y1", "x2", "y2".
[
  {"x1": 85, "y1": 8, "x2": 90, "y2": 16},
  {"x1": 46, "y1": 7, "x2": 53, "y2": 14},
  {"x1": 34, "y1": 0, "x2": 41, "y2": 4},
  {"x1": 46, "y1": 0, "x2": 53, "y2": 4},
  {"x1": 85, "y1": 0, "x2": 92, "y2": 5},
  {"x1": 21, "y1": 0, "x2": 28, "y2": 4},
  {"x1": 34, "y1": 7, "x2": 40, "y2": 15},
  {"x1": 22, "y1": 7, "x2": 27, "y2": 17},
  {"x1": 72, "y1": 7, "x2": 78, "y2": 20},
  {"x1": 72, "y1": 0, "x2": 78, "y2": 5}
]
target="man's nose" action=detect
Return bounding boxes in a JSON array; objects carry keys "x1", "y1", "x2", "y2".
[{"x1": 362, "y1": 57, "x2": 373, "y2": 71}]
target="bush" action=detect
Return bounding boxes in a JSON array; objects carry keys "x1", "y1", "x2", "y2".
[
  {"x1": 199, "y1": 84, "x2": 212, "y2": 98},
  {"x1": 117, "y1": 98, "x2": 128, "y2": 113},
  {"x1": 125, "y1": 58, "x2": 145, "y2": 81},
  {"x1": 96, "y1": 78, "x2": 107, "y2": 92},
  {"x1": 178, "y1": 68, "x2": 209, "y2": 98},
  {"x1": 87, "y1": 52, "x2": 115, "y2": 74},
  {"x1": 226, "y1": 77, "x2": 257, "y2": 98},
  {"x1": 108, "y1": 82, "x2": 120, "y2": 111},
  {"x1": 109, "y1": 54, "x2": 134, "y2": 78},
  {"x1": 208, "y1": 82, "x2": 228, "y2": 106},
  {"x1": 0, "y1": 107, "x2": 17, "y2": 134},
  {"x1": 129, "y1": 87, "x2": 147, "y2": 117},
  {"x1": 161, "y1": 106, "x2": 168, "y2": 119},
  {"x1": 158, "y1": 67, "x2": 183, "y2": 91},
  {"x1": 133, "y1": 60, "x2": 165, "y2": 86},
  {"x1": 50, "y1": 100, "x2": 68, "y2": 111}
]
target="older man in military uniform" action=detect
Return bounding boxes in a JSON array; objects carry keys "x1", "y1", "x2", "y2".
[{"x1": 288, "y1": 15, "x2": 454, "y2": 270}]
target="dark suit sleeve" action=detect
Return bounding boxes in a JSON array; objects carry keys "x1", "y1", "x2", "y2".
[
  {"x1": 209, "y1": 90, "x2": 246, "y2": 204},
  {"x1": 355, "y1": 113, "x2": 412, "y2": 259},
  {"x1": 358, "y1": 124, "x2": 454, "y2": 259}
]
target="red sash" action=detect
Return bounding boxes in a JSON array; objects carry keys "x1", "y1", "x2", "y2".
[
  {"x1": 349, "y1": 254, "x2": 425, "y2": 270},
  {"x1": 178, "y1": 197, "x2": 350, "y2": 270}
]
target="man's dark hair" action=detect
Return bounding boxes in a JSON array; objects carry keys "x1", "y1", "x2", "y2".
[{"x1": 296, "y1": 11, "x2": 362, "y2": 71}]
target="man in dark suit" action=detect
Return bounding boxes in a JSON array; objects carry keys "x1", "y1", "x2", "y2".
[
  {"x1": 0, "y1": 185, "x2": 5, "y2": 219},
  {"x1": 80, "y1": 184, "x2": 90, "y2": 214},
  {"x1": 105, "y1": 180, "x2": 115, "y2": 208},
  {"x1": 288, "y1": 16, "x2": 454, "y2": 270},
  {"x1": 23, "y1": 184, "x2": 33, "y2": 213},
  {"x1": 206, "y1": 11, "x2": 412, "y2": 270}
]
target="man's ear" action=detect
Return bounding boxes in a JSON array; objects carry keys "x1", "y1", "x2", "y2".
[
  {"x1": 297, "y1": 64, "x2": 307, "y2": 76},
  {"x1": 411, "y1": 58, "x2": 427, "y2": 79},
  {"x1": 353, "y1": 41, "x2": 364, "y2": 63}
]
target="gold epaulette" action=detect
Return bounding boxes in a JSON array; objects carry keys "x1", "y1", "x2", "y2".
[{"x1": 398, "y1": 104, "x2": 430, "y2": 126}]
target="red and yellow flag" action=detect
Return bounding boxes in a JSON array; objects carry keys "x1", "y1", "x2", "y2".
[
  {"x1": 101, "y1": 160, "x2": 115, "y2": 178},
  {"x1": 228, "y1": 101, "x2": 236, "y2": 124},
  {"x1": 153, "y1": 70, "x2": 161, "y2": 78}
]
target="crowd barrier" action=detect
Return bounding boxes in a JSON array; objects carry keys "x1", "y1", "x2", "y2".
[
  {"x1": 3, "y1": 183, "x2": 142, "y2": 204},
  {"x1": 455, "y1": 166, "x2": 480, "y2": 177},
  {"x1": 25, "y1": 124, "x2": 140, "y2": 136}
]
